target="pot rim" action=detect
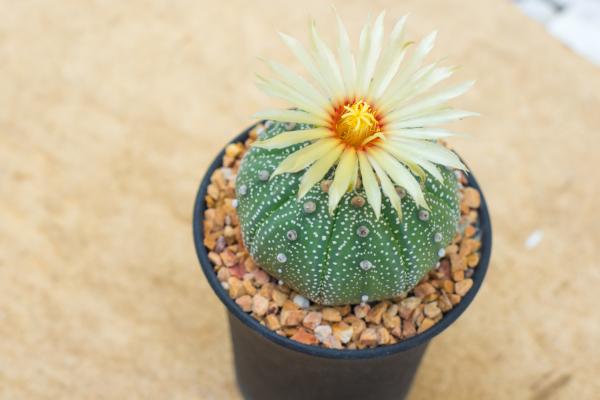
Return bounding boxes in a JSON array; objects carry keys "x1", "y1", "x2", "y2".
[{"x1": 192, "y1": 123, "x2": 492, "y2": 360}]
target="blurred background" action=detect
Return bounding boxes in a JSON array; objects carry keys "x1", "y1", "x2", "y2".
[
  {"x1": 515, "y1": 0, "x2": 600, "y2": 65},
  {"x1": 0, "y1": 0, "x2": 598, "y2": 399}
]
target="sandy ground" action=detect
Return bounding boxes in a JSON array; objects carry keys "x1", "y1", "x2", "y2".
[{"x1": 0, "y1": 0, "x2": 599, "y2": 398}]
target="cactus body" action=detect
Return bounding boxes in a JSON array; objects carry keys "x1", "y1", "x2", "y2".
[{"x1": 236, "y1": 122, "x2": 460, "y2": 305}]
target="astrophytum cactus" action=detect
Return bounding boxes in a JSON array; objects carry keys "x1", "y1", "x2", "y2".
[{"x1": 235, "y1": 12, "x2": 475, "y2": 305}]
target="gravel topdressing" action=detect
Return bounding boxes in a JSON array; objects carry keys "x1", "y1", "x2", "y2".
[{"x1": 202, "y1": 122, "x2": 483, "y2": 349}]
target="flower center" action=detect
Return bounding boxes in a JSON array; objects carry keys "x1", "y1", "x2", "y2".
[{"x1": 335, "y1": 100, "x2": 381, "y2": 147}]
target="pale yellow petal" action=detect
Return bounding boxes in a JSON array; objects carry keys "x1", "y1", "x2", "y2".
[
  {"x1": 349, "y1": 157, "x2": 359, "y2": 190},
  {"x1": 395, "y1": 156, "x2": 427, "y2": 183},
  {"x1": 254, "y1": 128, "x2": 332, "y2": 149},
  {"x1": 253, "y1": 109, "x2": 330, "y2": 126},
  {"x1": 354, "y1": 15, "x2": 371, "y2": 94},
  {"x1": 279, "y1": 32, "x2": 335, "y2": 98},
  {"x1": 369, "y1": 46, "x2": 409, "y2": 100},
  {"x1": 256, "y1": 76, "x2": 328, "y2": 119},
  {"x1": 298, "y1": 143, "x2": 344, "y2": 199},
  {"x1": 390, "y1": 14, "x2": 409, "y2": 42},
  {"x1": 368, "y1": 15, "x2": 409, "y2": 99},
  {"x1": 386, "y1": 128, "x2": 457, "y2": 140},
  {"x1": 265, "y1": 59, "x2": 332, "y2": 112},
  {"x1": 328, "y1": 147, "x2": 357, "y2": 215},
  {"x1": 385, "y1": 80, "x2": 475, "y2": 121},
  {"x1": 362, "y1": 11, "x2": 385, "y2": 92},
  {"x1": 358, "y1": 152, "x2": 381, "y2": 219},
  {"x1": 386, "y1": 109, "x2": 479, "y2": 129},
  {"x1": 381, "y1": 63, "x2": 437, "y2": 114},
  {"x1": 391, "y1": 138, "x2": 467, "y2": 170},
  {"x1": 377, "y1": 62, "x2": 438, "y2": 113},
  {"x1": 382, "y1": 64, "x2": 456, "y2": 113},
  {"x1": 272, "y1": 138, "x2": 340, "y2": 177},
  {"x1": 356, "y1": 12, "x2": 385, "y2": 94},
  {"x1": 377, "y1": 141, "x2": 443, "y2": 182},
  {"x1": 367, "y1": 154, "x2": 403, "y2": 218},
  {"x1": 335, "y1": 10, "x2": 356, "y2": 95},
  {"x1": 367, "y1": 147, "x2": 428, "y2": 209},
  {"x1": 375, "y1": 64, "x2": 424, "y2": 114},
  {"x1": 409, "y1": 65, "x2": 456, "y2": 98},
  {"x1": 309, "y1": 20, "x2": 345, "y2": 100},
  {"x1": 415, "y1": 159, "x2": 442, "y2": 182},
  {"x1": 376, "y1": 31, "x2": 438, "y2": 111}
]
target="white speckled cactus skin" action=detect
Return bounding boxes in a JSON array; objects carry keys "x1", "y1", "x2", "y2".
[{"x1": 236, "y1": 122, "x2": 460, "y2": 305}]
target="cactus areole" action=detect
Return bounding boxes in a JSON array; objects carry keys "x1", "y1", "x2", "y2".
[{"x1": 236, "y1": 12, "x2": 476, "y2": 305}]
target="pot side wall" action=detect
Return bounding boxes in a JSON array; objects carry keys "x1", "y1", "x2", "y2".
[{"x1": 228, "y1": 314, "x2": 427, "y2": 400}]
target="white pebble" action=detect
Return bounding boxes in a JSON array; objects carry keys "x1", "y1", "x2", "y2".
[
  {"x1": 221, "y1": 168, "x2": 234, "y2": 180},
  {"x1": 293, "y1": 294, "x2": 310, "y2": 309},
  {"x1": 314, "y1": 325, "x2": 332, "y2": 343}
]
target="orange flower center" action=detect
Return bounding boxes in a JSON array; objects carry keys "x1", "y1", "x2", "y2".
[{"x1": 334, "y1": 100, "x2": 382, "y2": 147}]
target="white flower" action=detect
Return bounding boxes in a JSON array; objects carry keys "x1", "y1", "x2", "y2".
[{"x1": 254, "y1": 11, "x2": 477, "y2": 218}]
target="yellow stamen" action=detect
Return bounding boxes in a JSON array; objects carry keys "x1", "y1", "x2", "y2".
[{"x1": 336, "y1": 100, "x2": 380, "y2": 147}]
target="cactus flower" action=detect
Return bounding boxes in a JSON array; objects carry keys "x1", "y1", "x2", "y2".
[{"x1": 254, "y1": 12, "x2": 477, "y2": 218}]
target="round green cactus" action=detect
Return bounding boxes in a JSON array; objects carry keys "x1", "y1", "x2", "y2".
[
  {"x1": 236, "y1": 121, "x2": 460, "y2": 305},
  {"x1": 235, "y1": 12, "x2": 475, "y2": 305}
]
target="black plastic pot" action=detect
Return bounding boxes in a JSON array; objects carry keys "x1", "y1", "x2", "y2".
[{"x1": 192, "y1": 124, "x2": 492, "y2": 400}]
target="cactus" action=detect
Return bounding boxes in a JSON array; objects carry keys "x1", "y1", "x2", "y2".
[
  {"x1": 236, "y1": 121, "x2": 460, "y2": 305},
  {"x1": 235, "y1": 12, "x2": 475, "y2": 305}
]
